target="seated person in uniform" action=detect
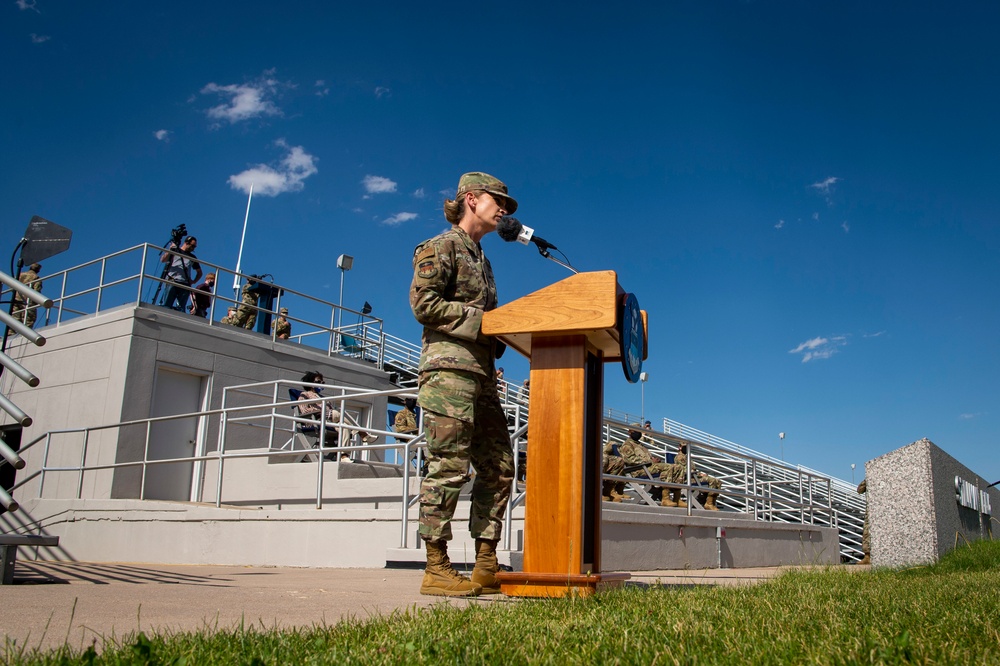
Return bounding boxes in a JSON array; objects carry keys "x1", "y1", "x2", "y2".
[
  {"x1": 619, "y1": 424, "x2": 684, "y2": 507},
  {"x1": 674, "y1": 442, "x2": 722, "y2": 510},
  {"x1": 297, "y1": 371, "x2": 377, "y2": 461}
]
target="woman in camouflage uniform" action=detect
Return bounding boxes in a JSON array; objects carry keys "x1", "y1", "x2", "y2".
[{"x1": 409, "y1": 172, "x2": 517, "y2": 597}]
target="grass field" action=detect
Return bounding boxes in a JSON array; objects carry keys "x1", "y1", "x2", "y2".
[{"x1": 5, "y1": 540, "x2": 1000, "y2": 665}]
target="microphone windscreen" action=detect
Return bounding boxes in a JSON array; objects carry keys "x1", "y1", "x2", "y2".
[{"x1": 496, "y1": 216, "x2": 522, "y2": 242}]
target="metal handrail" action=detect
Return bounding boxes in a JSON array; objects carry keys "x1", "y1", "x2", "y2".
[{"x1": 3, "y1": 375, "x2": 866, "y2": 560}]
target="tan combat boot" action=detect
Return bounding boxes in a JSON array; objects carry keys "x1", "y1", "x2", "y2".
[
  {"x1": 420, "y1": 541, "x2": 482, "y2": 597},
  {"x1": 661, "y1": 492, "x2": 678, "y2": 507},
  {"x1": 672, "y1": 488, "x2": 688, "y2": 508},
  {"x1": 470, "y1": 538, "x2": 502, "y2": 595},
  {"x1": 704, "y1": 493, "x2": 720, "y2": 511}
]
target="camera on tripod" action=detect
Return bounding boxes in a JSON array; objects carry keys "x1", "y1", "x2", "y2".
[{"x1": 170, "y1": 224, "x2": 188, "y2": 247}]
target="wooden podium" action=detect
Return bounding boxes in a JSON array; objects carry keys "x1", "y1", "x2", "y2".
[{"x1": 482, "y1": 270, "x2": 646, "y2": 597}]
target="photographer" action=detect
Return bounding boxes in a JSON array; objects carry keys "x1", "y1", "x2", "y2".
[{"x1": 160, "y1": 235, "x2": 202, "y2": 312}]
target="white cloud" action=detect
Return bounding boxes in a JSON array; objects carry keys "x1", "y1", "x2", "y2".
[
  {"x1": 841, "y1": 221, "x2": 850, "y2": 233},
  {"x1": 774, "y1": 219, "x2": 785, "y2": 230},
  {"x1": 362, "y1": 175, "x2": 397, "y2": 195},
  {"x1": 413, "y1": 188, "x2": 426, "y2": 199},
  {"x1": 862, "y1": 331, "x2": 886, "y2": 339},
  {"x1": 810, "y1": 176, "x2": 840, "y2": 206},
  {"x1": 812, "y1": 212, "x2": 820, "y2": 221},
  {"x1": 314, "y1": 80, "x2": 329, "y2": 97},
  {"x1": 30, "y1": 33, "x2": 50, "y2": 43},
  {"x1": 201, "y1": 70, "x2": 286, "y2": 124},
  {"x1": 375, "y1": 86, "x2": 392, "y2": 99},
  {"x1": 382, "y1": 212, "x2": 418, "y2": 226},
  {"x1": 810, "y1": 177, "x2": 839, "y2": 195},
  {"x1": 153, "y1": 129, "x2": 171, "y2": 142},
  {"x1": 17, "y1": 0, "x2": 40, "y2": 12},
  {"x1": 959, "y1": 413, "x2": 982, "y2": 420},
  {"x1": 789, "y1": 335, "x2": 847, "y2": 363},
  {"x1": 227, "y1": 140, "x2": 318, "y2": 197}
]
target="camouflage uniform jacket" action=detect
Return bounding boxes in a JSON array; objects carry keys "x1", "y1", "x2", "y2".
[
  {"x1": 674, "y1": 451, "x2": 694, "y2": 472},
  {"x1": 393, "y1": 406, "x2": 417, "y2": 434},
  {"x1": 15, "y1": 269, "x2": 41, "y2": 303},
  {"x1": 272, "y1": 317, "x2": 291, "y2": 338},
  {"x1": 410, "y1": 226, "x2": 499, "y2": 377},
  {"x1": 619, "y1": 439, "x2": 656, "y2": 467}
]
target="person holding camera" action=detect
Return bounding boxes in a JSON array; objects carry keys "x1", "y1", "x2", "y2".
[{"x1": 160, "y1": 235, "x2": 202, "y2": 312}]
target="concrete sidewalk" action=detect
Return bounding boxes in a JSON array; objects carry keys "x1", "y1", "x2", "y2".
[{"x1": 2, "y1": 560, "x2": 835, "y2": 652}]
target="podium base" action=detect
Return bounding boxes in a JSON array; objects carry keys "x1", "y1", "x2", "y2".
[{"x1": 497, "y1": 571, "x2": 631, "y2": 598}]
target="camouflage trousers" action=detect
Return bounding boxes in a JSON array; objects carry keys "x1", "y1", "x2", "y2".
[
  {"x1": 229, "y1": 304, "x2": 257, "y2": 330},
  {"x1": 12, "y1": 301, "x2": 37, "y2": 328},
  {"x1": 417, "y1": 369, "x2": 514, "y2": 544},
  {"x1": 602, "y1": 455, "x2": 626, "y2": 497},
  {"x1": 690, "y1": 471, "x2": 722, "y2": 490}
]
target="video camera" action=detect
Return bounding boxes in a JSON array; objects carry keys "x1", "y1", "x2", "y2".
[{"x1": 169, "y1": 224, "x2": 188, "y2": 247}]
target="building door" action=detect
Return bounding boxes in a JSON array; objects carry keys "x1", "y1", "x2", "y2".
[{"x1": 145, "y1": 367, "x2": 204, "y2": 501}]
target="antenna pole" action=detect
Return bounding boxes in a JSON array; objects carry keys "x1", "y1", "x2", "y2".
[{"x1": 233, "y1": 182, "x2": 254, "y2": 296}]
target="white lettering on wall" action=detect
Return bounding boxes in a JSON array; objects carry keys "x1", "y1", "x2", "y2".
[{"x1": 954, "y1": 476, "x2": 993, "y2": 516}]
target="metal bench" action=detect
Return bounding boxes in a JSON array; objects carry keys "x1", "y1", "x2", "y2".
[{"x1": 0, "y1": 534, "x2": 60, "y2": 584}]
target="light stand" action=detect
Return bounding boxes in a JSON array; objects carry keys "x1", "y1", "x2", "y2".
[
  {"x1": 337, "y1": 254, "x2": 353, "y2": 350},
  {"x1": 639, "y1": 371, "x2": 648, "y2": 422}
]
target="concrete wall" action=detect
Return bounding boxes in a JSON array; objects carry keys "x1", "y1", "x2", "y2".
[
  {"x1": 600, "y1": 504, "x2": 839, "y2": 570},
  {"x1": 866, "y1": 438, "x2": 998, "y2": 568},
  {"x1": 2, "y1": 308, "x2": 136, "y2": 500},
  {"x1": 3, "y1": 304, "x2": 397, "y2": 505}
]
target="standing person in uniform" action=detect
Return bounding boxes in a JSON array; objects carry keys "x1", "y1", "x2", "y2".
[
  {"x1": 230, "y1": 279, "x2": 261, "y2": 329},
  {"x1": 13, "y1": 263, "x2": 43, "y2": 327},
  {"x1": 272, "y1": 307, "x2": 291, "y2": 339},
  {"x1": 409, "y1": 171, "x2": 517, "y2": 597}
]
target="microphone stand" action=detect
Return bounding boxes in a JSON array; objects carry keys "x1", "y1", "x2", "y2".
[{"x1": 533, "y1": 243, "x2": 578, "y2": 275}]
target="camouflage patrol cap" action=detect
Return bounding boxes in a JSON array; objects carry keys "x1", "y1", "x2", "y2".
[
  {"x1": 279, "y1": 307, "x2": 288, "y2": 314},
  {"x1": 456, "y1": 172, "x2": 518, "y2": 214}
]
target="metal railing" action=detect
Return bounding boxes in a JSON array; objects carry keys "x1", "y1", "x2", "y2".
[
  {"x1": 2, "y1": 375, "x2": 866, "y2": 561},
  {"x1": 0, "y1": 243, "x2": 389, "y2": 359}
]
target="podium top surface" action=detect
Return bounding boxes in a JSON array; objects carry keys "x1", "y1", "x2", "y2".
[{"x1": 483, "y1": 270, "x2": 642, "y2": 361}]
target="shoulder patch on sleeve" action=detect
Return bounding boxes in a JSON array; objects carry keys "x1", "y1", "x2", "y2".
[{"x1": 414, "y1": 244, "x2": 439, "y2": 280}]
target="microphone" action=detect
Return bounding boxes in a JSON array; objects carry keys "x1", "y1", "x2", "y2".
[{"x1": 496, "y1": 217, "x2": 558, "y2": 251}]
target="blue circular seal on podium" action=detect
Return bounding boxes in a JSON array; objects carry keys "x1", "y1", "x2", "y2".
[{"x1": 619, "y1": 292, "x2": 644, "y2": 383}]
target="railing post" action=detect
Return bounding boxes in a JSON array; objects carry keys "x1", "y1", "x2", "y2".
[
  {"x1": 400, "y1": 437, "x2": 412, "y2": 548},
  {"x1": 137, "y1": 245, "x2": 149, "y2": 305},
  {"x1": 56, "y1": 271, "x2": 67, "y2": 325},
  {"x1": 38, "y1": 433, "x2": 52, "y2": 496},
  {"x1": 216, "y1": 392, "x2": 229, "y2": 508},
  {"x1": 77, "y1": 429, "x2": 90, "y2": 499},
  {"x1": 96, "y1": 257, "x2": 107, "y2": 312},
  {"x1": 141, "y1": 421, "x2": 151, "y2": 500}
]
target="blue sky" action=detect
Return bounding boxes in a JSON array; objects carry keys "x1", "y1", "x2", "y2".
[{"x1": 4, "y1": 1, "x2": 999, "y2": 484}]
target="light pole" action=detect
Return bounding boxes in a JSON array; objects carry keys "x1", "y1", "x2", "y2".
[
  {"x1": 336, "y1": 254, "x2": 353, "y2": 347},
  {"x1": 851, "y1": 463, "x2": 856, "y2": 485},
  {"x1": 639, "y1": 371, "x2": 649, "y2": 422},
  {"x1": 779, "y1": 432, "x2": 785, "y2": 462}
]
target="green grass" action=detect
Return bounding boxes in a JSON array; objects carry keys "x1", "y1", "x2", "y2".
[{"x1": 6, "y1": 540, "x2": 1000, "y2": 665}]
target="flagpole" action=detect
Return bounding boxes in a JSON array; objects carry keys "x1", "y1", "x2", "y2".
[{"x1": 233, "y1": 183, "x2": 254, "y2": 297}]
